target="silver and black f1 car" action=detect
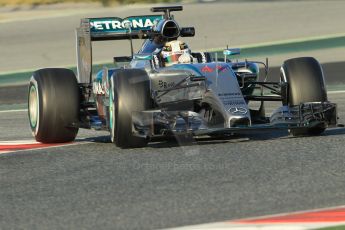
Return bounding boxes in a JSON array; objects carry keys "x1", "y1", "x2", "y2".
[{"x1": 28, "y1": 6, "x2": 337, "y2": 148}]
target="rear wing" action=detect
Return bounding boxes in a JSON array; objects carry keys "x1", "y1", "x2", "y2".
[{"x1": 76, "y1": 15, "x2": 163, "y2": 83}]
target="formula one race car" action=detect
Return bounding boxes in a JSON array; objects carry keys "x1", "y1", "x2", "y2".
[{"x1": 28, "y1": 6, "x2": 337, "y2": 148}]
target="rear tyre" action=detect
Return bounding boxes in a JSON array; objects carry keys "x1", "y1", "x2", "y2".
[
  {"x1": 28, "y1": 68, "x2": 79, "y2": 143},
  {"x1": 110, "y1": 69, "x2": 151, "y2": 148},
  {"x1": 280, "y1": 57, "x2": 327, "y2": 136}
]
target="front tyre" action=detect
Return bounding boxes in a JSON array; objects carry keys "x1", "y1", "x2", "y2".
[
  {"x1": 28, "y1": 68, "x2": 79, "y2": 143},
  {"x1": 281, "y1": 57, "x2": 327, "y2": 136},
  {"x1": 110, "y1": 69, "x2": 151, "y2": 148}
]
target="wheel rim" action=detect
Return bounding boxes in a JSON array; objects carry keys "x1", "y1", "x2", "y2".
[{"x1": 29, "y1": 84, "x2": 39, "y2": 128}]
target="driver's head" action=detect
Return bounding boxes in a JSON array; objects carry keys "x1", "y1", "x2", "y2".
[{"x1": 161, "y1": 40, "x2": 191, "y2": 66}]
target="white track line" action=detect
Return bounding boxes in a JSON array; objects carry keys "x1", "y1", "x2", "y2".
[
  {"x1": 0, "y1": 109, "x2": 27, "y2": 113},
  {"x1": 0, "y1": 140, "x2": 38, "y2": 145},
  {"x1": 327, "y1": 90, "x2": 345, "y2": 94}
]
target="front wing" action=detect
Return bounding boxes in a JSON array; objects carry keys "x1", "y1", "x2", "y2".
[{"x1": 131, "y1": 102, "x2": 337, "y2": 138}]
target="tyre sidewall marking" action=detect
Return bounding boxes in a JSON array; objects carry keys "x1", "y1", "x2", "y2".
[
  {"x1": 29, "y1": 76, "x2": 40, "y2": 136},
  {"x1": 28, "y1": 84, "x2": 37, "y2": 127},
  {"x1": 110, "y1": 76, "x2": 115, "y2": 143},
  {"x1": 280, "y1": 66, "x2": 287, "y2": 83}
]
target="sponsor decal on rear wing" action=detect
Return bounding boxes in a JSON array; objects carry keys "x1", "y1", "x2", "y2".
[
  {"x1": 83, "y1": 15, "x2": 163, "y2": 40},
  {"x1": 90, "y1": 15, "x2": 163, "y2": 32}
]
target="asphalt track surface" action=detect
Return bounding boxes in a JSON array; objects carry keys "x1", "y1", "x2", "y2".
[{"x1": 1, "y1": 92, "x2": 345, "y2": 229}]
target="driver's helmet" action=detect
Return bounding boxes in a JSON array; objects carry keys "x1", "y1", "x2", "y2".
[{"x1": 161, "y1": 40, "x2": 192, "y2": 66}]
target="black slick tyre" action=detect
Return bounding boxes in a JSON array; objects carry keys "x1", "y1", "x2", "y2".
[
  {"x1": 28, "y1": 68, "x2": 79, "y2": 143},
  {"x1": 110, "y1": 69, "x2": 151, "y2": 148},
  {"x1": 280, "y1": 57, "x2": 327, "y2": 136}
]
